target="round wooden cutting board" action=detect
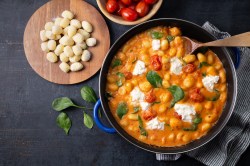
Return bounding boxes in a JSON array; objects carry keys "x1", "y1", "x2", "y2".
[{"x1": 23, "y1": 0, "x2": 110, "y2": 84}]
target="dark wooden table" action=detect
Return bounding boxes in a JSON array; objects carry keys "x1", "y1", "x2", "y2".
[{"x1": 0, "y1": 0, "x2": 249, "y2": 165}]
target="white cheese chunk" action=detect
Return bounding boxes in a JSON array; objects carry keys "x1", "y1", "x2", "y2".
[
  {"x1": 170, "y1": 57, "x2": 183, "y2": 75},
  {"x1": 130, "y1": 87, "x2": 151, "y2": 111},
  {"x1": 146, "y1": 117, "x2": 165, "y2": 130},
  {"x1": 174, "y1": 104, "x2": 196, "y2": 123},
  {"x1": 140, "y1": 101, "x2": 151, "y2": 111},
  {"x1": 132, "y1": 60, "x2": 146, "y2": 76},
  {"x1": 202, "y1": 75, "x2": 220, "y2": 92},
  {"x1": 152, "y1": 39, "x2": 161, "y2": 50}
]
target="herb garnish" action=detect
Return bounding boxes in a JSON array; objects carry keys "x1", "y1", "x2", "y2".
[
  {"x1": 138, "y1": 115, "x2": 148, "y2": 136},
  {"x1": 198, "y1": 62, "x2": 211, "y2": 69},
  {"x1": 206, "y1": 89, "x2": 221, "y2": 101},
  {"x1": 116, "y1": 102, "x2": 128, "y2": 119},
  {"x1": 151, "y1": 31, "x2": 163, "y2": 39},
  {"x1": 56, "y1": 112, "x2": 71, "y2": 135},
  {"x1": 166, "y1": 35, "x2": 175, "y2": 42},
  {"x1": 167, "y1": 85, "x2": 185, "y2": 107},
  {"x1": 146, "y1": 70, "x2": 162, "y2": 88},
  {"x1": 111, "y1": 59, "x2": 122, "y2": 68},
  {"x1": 183, "y1": 114, "x2": 202, "y2": 131}
]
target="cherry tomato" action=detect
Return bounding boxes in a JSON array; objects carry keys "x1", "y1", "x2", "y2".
[
  {"x1": 135, "y1": 1, "x2": 149, "y2": 17},
  {"x1": 142, "y1": 109, "x2": 157, "y2": 121},
  {"x1": 124, "y1": 71, "x2": 132, "y2": 80},
  {"x1": 183, "y1": 64, "x2": 196, "y2": 73},
  {"x1": 121, "y1": 0, "x2": 132, "y2": 6},
  {"x1": 128, "y1": 4, "x2": 136, "y2": 10},
  {"x1": 189, "y1": 88, "x2": 204, "y2": 102},
  {"x1": 151, "y1": 55, "x2": 162, "y2": 71},
  {"x1": 106, "y1": 0, "x2": 119, "y2": 13},
  {"x1": 121, "y1": 8, "x2": 138, "y2": 21},
  {"x1": 145, "y1": 90, "x2": 156, "y2": 103},
  {"x1": 174, "y1": 112, "x2": 182, "y2": 120},
  {"x1": 117, "y1": 0, "x2": 126, "y2": 15},
  {"x1": 144, "y1": 0, "x2": 158, "y2": 5}
]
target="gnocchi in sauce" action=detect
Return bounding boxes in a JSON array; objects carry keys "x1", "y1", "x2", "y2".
[{"x1": 106, "y1": 26, "x2": 227, "y2": 147}]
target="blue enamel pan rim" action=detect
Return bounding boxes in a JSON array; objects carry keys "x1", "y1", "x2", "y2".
[{"x1": 97, "y1": 18, "x2": 238, "y2": 154}]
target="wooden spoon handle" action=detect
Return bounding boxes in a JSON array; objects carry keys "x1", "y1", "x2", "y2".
[{"x1": 202, "y1": 32, "x2": 250, "y2": 47}]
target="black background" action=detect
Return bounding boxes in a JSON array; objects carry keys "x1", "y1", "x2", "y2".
[{"x1": 0, "y1": 0, "x2": 249, "y2": 165}]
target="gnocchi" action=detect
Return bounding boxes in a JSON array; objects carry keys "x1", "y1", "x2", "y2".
[{"x1": 40, "y1": 10, "x2": 97, "y2": 73}]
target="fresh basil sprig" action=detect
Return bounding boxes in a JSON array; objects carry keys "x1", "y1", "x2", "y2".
[
  {"x1": 138, "y1": 115, "x2": 148, "y2": 136},
  {"x1": 56, "y1": 112, "x2": 72, "y2": 135},
  {"x1": 116, "y1": 102, "x2": 128, "y2": 119},
  {"x1": 146, "y1": 70, "x2": 162, "y2": 88},
  {"x1": 52, "y1": 97, "x2": 91, "y2": 111},
  {"x1": 83, "y1": 112, "x2": 94, "y2": 129},
  {"x1": 81, "y1": 86, "x2": 98, "y2": 103},
  {"x1": 167, "y1": 85, "x2": 185, "y2": 107}
]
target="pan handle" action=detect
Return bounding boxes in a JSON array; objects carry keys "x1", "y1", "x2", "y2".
[{"x1": 93, "y1": 99, "x2": 116, "y2": 134}]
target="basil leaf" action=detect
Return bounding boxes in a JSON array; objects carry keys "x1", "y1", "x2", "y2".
[
  {"x1": 116, "y1": 102, "x2": 128, "y2": 119},
  {"x1": 81, "y1": 86, "x2": 97, "y2": 103},
  {"x1": 116, "y1": 72, "x2": 124, "y2": 78},
  {"x1": 146, "y1": 71, "x2": 162, "y2": 88},
  {"x1": 83, "y1": 112, "x2": 93, "y2": 129},
  {"x1": 193, "y1": 115, "x2": 202, "y2": 124},
  {"x1": 138, "y1": 115, "x2": 148, "y2": 136},
  {"x1": 56, "y1": 112, "x2": 71, "y2": 135},
  {"x1": 133, "y1": 107, "x2": 140, "y2": 114},
  {"x1": 166, "y1": 35, "x2": 175, "y2": 42},
  {"x1": 167, "y1": 85, "x2": 184, "y2": 107},
  {"x1": 183, "y1": 124, "x2": 198, "y2": 131},
  {"x1": 116, "y1": 80, "x2": 123, "y2": 87},
  {"x1": 111, "y1": 59, "x2": 122, "y2": 68},
  {"x1": 206, "y1": 89, "x2": 220, "y2": 101},
  {"x1": 151, "y1": 31, "x2": 163, "y2": 39},
  {"x1": 198, "y1": 62, "x2": 211, "y2": 69},
  {"x1": 52, "y1": 97, "x2": 75, "y2": 111}
]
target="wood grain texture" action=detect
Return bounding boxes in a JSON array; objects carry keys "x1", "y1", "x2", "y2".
[{"x1": 23, "y1": 0, "x2": 110, "y2": 84}]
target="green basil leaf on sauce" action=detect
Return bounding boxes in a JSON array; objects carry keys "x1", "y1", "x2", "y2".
[
  {"x1": 116, "y1": 80, "x2": 123, "y2": 87},
  {"x1": 206, "y1": 89, "x2": 221, "y2": 101},
  {"x1": 111, "y1": 59, "x2": 122, "y2": 68},
  {"x1": 198, "y1": 62, "x2": 211, "y2": 69},
  {"x1": 81, "y1": 86, "x2": 97, "y2": 103},
  {"x1": 133, "y1": 107, "x2": 140, "y2": 114},
  {"x1": 183, "y1": 114, "x2": 202, "y2": 131},
  {"x1": 83, "y1": 112, "x2": 94, "y2": 129},
  {"x1": 146, "y1": 71, "x2": 162, "y2": 88},
  {"x1": 52, "y1": 97, "x2": 75, "y2": 111},
  {"x1": 167, "y1": 85, "x2": 185, "y2": 107},
  {"x1": 116, "y1": 72, "x2": 124, "y2": 78},
  {"x1": 56, "y1": 112, "x2": 72, "y2": 135},
  {"x1": 151, "y1": 31, "x2": 163, "y2": 39},
  {"x1": 116, "y1": 102, "x2": 128, "y2": 119},
  {"x1": 193, "y1": 115, "x2": 202, "y2": 124},
  {"x1": 138, "y1": 115, "x2": 148, "y2": 136},
  {"x1": 183, "y1": 123, "x2": 198, "y2": 131},
  {"x1": 166, "y1": 35, "x2": 175, "y2": 42}
]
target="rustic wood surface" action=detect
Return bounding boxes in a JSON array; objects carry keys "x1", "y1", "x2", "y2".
[
  {"x1": 24, "y1": 0, "x2": 110, "y2": 84},
  {"x1": 0, "y1": 0, "x2": 249, "y2": 165}
]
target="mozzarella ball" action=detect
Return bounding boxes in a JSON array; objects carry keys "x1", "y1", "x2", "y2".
[
  {"x1": 82, "y1": 21, "x2": 93, "y2": 33},
  {"x1": 67, "y1": 25, "x2": 77, "y2": 37},
  {"x1": 72, "y1": 45, "x2": 82, "y2": 56},
  {"x1": 54, "y1": 44, "x2": 64, "y2": 55},
  {"x1": 72, "y1": 33, "x2": 84, "y2": 44},
  {"x1": 81, "y1": 50, "x2": 91, "y2": 62},
  {"x1": 70, "y1": 62, "x2": 83, "y2": 71},
  {"x1": 62, "y1": 10, "x2": 74, "y2": 20},
  {"x1": 40, "y1": 30, "x2": 48, "y2": 41},
  {"x1": 45, "y1": 31, "x2": 55, "y2": 40},
  {"x1": 59, "y1": 62, "x2": 70, "y2": 73},
  {"x1": 41, "y1": 42, "x2": 49, "y2": 52},
  {"x1": 46, "y1": 52, "x2": 58, "y2": 63},
  {"x1": 60, "y1": 18, "x2": 70, "y2": 28},
  {"x1": 77, "y1": 42, "x2": 87, "y2": 50},
  {"x1": 69, "y1": 55, "x2": 81, "y2": 63},
  {"x1": 86, "y1": 38, "x2": 97, "y2": 47},
  {"x1": 63, "y1": 46, "x2": 74, "y2": 57},
  {"x1": 59, "y1": 53, "x2": 69, "y2": 62},
  {"x1": 70, "y1": 19, "x2": 81, "y2": 29},
  {"x1": 54, "y1": 17, "x2": 62, "y2": 26},
  {"x1": 52, "y1": 25, "x2": 63, "y2": 35},
  {"x1": 59, "y1": 35, "x2": 74, "y2": 46},
  {"x1": 47, "y1": 40, "x2": 56, "y2": 51},
  {"x1": 44, "y1": 22, "x2": 54, "y2": 31},
  {"x1": 77, "y1": 29, "x2": 90, "y2": 40}
]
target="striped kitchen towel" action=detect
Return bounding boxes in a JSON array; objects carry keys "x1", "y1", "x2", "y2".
[{"x1": 156, "y1": 22, "x2": 250, "y2": 166}]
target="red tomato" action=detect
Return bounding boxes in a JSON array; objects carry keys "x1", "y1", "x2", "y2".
[
  {"x1": 144, "y1": 0, "x2": 158, "y2": 5},
  {"x1": 121, "y1": 8, "x2": 138, "y2": 21},
  {"x1": 142, "y1": 109, "x2": 157, "y2": 121},
  {"x1": 174, "y1": 112, "x2": 182, "y2": 120},
  {"x1": 145, "y1": 90, "x2": 156, "y2": 103},
  {"x1": 183, "y1": 64, "x2": 196, "y2": 73},
  {"x1": 151, "y1": 55, "x2": 162, "y2": 71},
  {"x1": 189, "y1": 88, "x2": 204, "y2": 102},
  {"x1": 124, "y1": 71, "x2": 132, "y2": 79},
  {"x1": 106, "y1": 0, "x2": 119, "y2": 13},
  {"x1": 121, "y1": 0, "x2": 132, "y2": 6},
  {"x1": 135, "y1": 1, "x2": 149, "y2": 17},
  {"x1": 117, "y1": 0, "x2": 126, "y2": 15},
  {"x1": 128, "y1": 4, "x2": 136, "y2": 10}
]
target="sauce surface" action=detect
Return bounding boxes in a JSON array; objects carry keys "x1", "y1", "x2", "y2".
[{"x1": 106, "y1": 26, "x2": 227, "y2": 147}]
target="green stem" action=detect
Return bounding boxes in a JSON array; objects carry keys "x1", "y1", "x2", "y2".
[{"x1": 73, "y1": 105, "x2": 93, "y2": 110}]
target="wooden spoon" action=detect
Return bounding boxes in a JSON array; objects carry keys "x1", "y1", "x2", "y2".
[{"x1": 183, "y1": 32, "x2": 250, "y2": 54}]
